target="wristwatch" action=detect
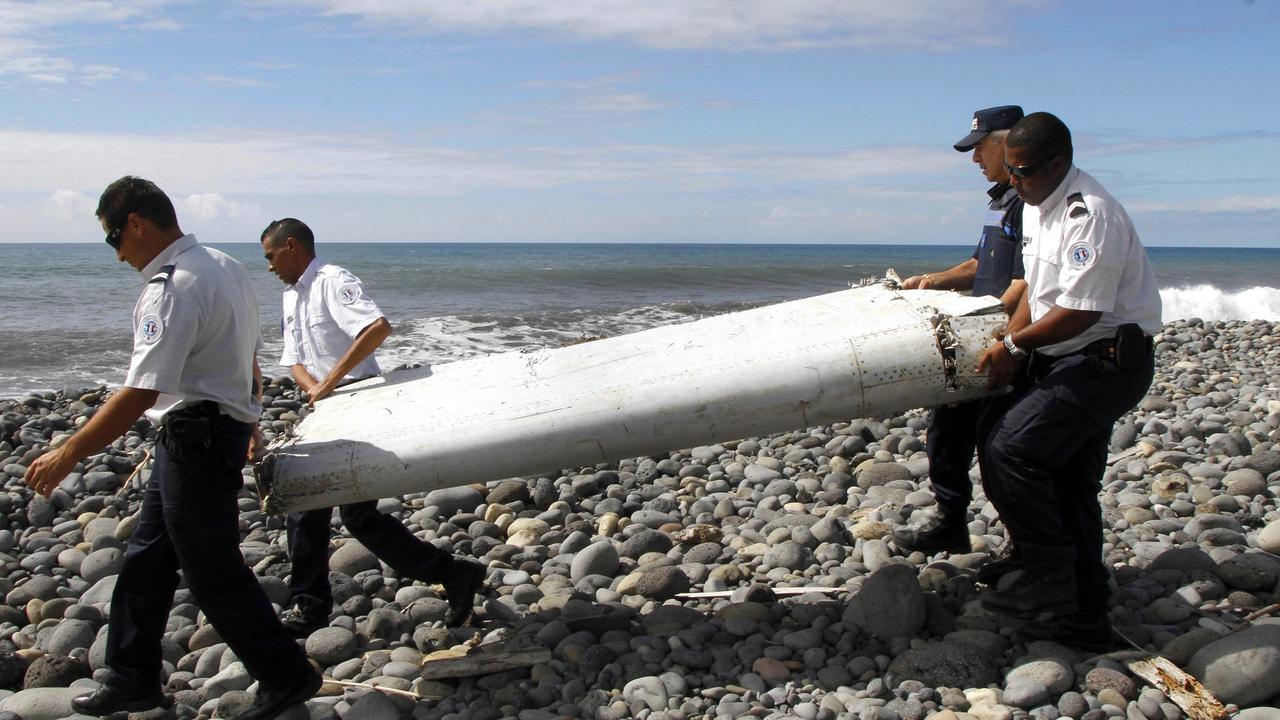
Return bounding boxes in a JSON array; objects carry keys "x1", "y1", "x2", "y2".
[{"x1": 1002, "y1": 332, "x2": 1027, "y2": 358}]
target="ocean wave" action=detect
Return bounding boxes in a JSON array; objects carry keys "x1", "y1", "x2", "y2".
[
  {"x1": 1160, "y1": 284, "x2": 1280, "y2": 322},
  {"x1": 376, "y1": 302, "x2": 751, "y2": 370}
]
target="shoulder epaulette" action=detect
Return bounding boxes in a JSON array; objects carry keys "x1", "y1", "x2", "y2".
[
  {"x1": 148, "y1": 264, "x2": 176, "y2": 285},
  {"x1": 1066, "y1": 192, "x2": 1089, "y2": 219}
]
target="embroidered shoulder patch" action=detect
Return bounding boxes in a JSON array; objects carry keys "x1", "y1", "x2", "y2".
[
  {"x1": 1067, "y1": 241, "x2": 1096, "y2": 270},
  {"x1": 139, "y1": 314, "x2": 164, "y2": 344},
  {"x1": 337, "y1": 283, "x2": 360, "y2": 305},
  {"x1": 1066, "y1": 192, "x2": 1089, "y2": 219}
]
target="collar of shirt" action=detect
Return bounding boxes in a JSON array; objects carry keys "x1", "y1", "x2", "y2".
[
  {"x1": 141, "y1": 234, "x2": 198, "y2": 278},
  {"x1": 290, "y1": 257, "x2": 323, "y2": 292},
  {"x1": 1035, "y1": 165, "x2": 1081, "y2": 219},
  {"x1": 986, "y1": 182, "x2": 1011, "y2": 200}
]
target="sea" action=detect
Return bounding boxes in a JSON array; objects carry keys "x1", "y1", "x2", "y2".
[{"x1": 2, "y1": 243, "x2": 1278, "y2": 399}]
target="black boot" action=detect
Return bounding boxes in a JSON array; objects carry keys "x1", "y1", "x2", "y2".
[
  {"x1": 443, "y1": 559, "x2": 487, "y2": 627},
  {"x1": 976, "y1": 547, "x2": 1023, "y2": 585},
  {"x1": 1020, "y1": 608, "x2": 1116, "y2": 652},
  {"x1": 892, "y1": 506, "x2": 969, "y2": 554},
  {"x1": 982, "y1": 568, "x2": 1078, "y2": 620},
  {"x1": 72, "y1": 684, "x2": 166, "y2": 716},
  {"x1": 237, "y1": 669, "x2": 322, "y2": 720},
  {"x1": 280, "y1": 594, "x2": 330, "y2": 638}
]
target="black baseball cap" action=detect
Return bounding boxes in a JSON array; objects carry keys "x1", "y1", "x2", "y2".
[{"x1": 953, "y1": 105, "x2": 1024, "y2": 152}]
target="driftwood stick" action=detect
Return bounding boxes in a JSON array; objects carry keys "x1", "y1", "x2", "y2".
[
  {"x1": 675, "y1": 587, "x2": 848, "y2": 600},
  {"x1": 324, "y1": 678, "x2": 428, "y2": 701},
  {"x1": 419, "y1": 647, "x2": 551, "y2": 680},
  {"x1": 1221, "y1": 601, "x2": 1280, "y2": 637},
  {"x1": 1126, "y1": 655, "x2": 1229, "y2": 720},
  {"x1": 119, "y1": 448, "x2": 152, "y2": 495}
]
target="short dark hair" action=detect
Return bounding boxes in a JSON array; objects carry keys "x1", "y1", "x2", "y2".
[
  {"x1": 96, "y1": 176, "x2": 179, "y2": 231},
  {"x1": 260, "y1": 218, "x2": 315, "y2": 256},
  {"x1": 1007, "y1": 111, "x2": 1073, "y2": 164}
]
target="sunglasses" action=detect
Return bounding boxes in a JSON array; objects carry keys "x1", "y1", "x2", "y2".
[
  {"x1": 105, "y1": 225, "x2": 123, "y2": 250},
  {"x1": 105, "y1": 212, "x2": 132, "y2": 250},
  {"x1": 1004, "y1": 155, "x2": 1057, "y2": 179}
]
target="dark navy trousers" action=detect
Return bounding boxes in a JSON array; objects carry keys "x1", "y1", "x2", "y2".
[
  {"x1": 104, "y1": 407, "x2": 311, "y2": 693},
  {"x1": 978, "y1": 348, "x2": 1154, "y2": 611},
  {"x1": 286, "y1": 501, "x2": 451, "y2": 613},
  {"x1": 925, "y1": 399, "x2": 993, "y2": 515}
]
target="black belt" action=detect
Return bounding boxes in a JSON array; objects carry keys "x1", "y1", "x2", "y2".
[
  {"x1": 162, "y1": 400, "x2": 251, "y2": 444},
  {"x1": 1031, "y1": 330, "x2": 1152, "y2": 377}
]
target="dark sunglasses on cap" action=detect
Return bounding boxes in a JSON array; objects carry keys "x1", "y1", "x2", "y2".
[{"x1": 1005, "y1": 154, "x2": 1058, "y2": 179}]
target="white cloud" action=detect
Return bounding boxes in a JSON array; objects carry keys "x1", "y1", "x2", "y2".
[
  {"x1": 0, "y1": 0, "x2": 175, "y2": 84},
  {"x1": 277, "y1": 0, "x2": 1035, "y2": 51},
  {"x1": 178, "y1": 193, "x2": 258, "y2": 221},
  {"x1": 0, "y1": 128, "x2": 955, "y2": 198},
  {"x1": 1129, "y1": 194, "x2": 1280, "y2": 214},
  {"x1": 571, "y1": 92, "x2": 666, "y2": 114},
  {"x1": 196, "y1": 74, "x2": 267, "y2": 88},
  {"x1": 46, "y1": 189, "x2": 97, "y2": 220}
]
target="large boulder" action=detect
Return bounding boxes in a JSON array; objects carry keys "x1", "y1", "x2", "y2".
[
  {"x1": 887, "y1": 640, "x2": 1000, "y2": 688},
  {"x1": 1188, "y1": 624, "x2": 1280, "y2": 707},
  {"x1": 843, "y1": 563, "x2": 925, "y2": 640}
]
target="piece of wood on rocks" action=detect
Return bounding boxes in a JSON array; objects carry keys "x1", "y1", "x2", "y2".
[
  {"x1": 675, "y1": 587, "x2": 848, "y2": 600},
  {"x1": 1220, "y1": 601, "x2": 1280, "y2": 637},
  {"x1": 1126, "y1": 655, "x2": 1229, "y2": 720},
  {"x1": 324, "y1": 679, "x2": 426, "y2": 701},
  {"x1": 419, "y1": 646, "x2": 551, "y2": 680}
]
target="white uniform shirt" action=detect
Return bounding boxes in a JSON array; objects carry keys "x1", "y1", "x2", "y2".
[
  {"x1": 1021, "y1": 166, "x2": 1162, "y2": 356},
  {"x1": 124, "y1": 234, "x2": 264, "y2": 424},
  {"x1": 280, "y1": 259, "x2": 384, "y2": 382}
]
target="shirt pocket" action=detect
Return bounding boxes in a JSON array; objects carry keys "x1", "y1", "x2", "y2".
[
  {"x1": 304, "y1": 302, "x2": 331, "y2": 328},
  {"x1": 1036, "y1": 240, "x2": 1063, "y2": 268}
]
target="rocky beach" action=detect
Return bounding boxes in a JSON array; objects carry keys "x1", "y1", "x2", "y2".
[{"x1": 1, "y1": 318, "x2": 1279, "y2": 720}]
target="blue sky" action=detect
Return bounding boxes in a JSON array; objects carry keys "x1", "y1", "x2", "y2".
[{"x1": 1, "y1": 0, "x2": 1277, "y2": 246}]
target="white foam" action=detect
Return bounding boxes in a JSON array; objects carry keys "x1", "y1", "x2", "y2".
[
  {"x1": 368, "y1": 304, "x2": 717, "y2": 371},
  {"x1": 1160, "y1": 285, "x2": 1280, "y2": 323}
]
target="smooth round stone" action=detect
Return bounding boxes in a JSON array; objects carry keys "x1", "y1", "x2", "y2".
[
  {"x1": 763, "y1": 541, "x2": 814, "y2": 571},
  {"x1": 570, "y1": 541, "x2": 619, "y2": 583},
  {"x1": 1008, "y1": 658, "x2": 1074, "y2": 695},
  {"x1": 329, "y1": 542, "x2": 379, "y2": 576},
  {"x1": 501, "y1": 570, "x2": 532, "y2": 586},
  {"x1": 379, "y1": 661, "x2": 420, "y2": 679},
  {"x1": 305, "y1": 627, "x2": 358, "y2": 665},
  {"x1": 1003, "y1": 679, "x2": 1049, "y2": 709},
  {"x1": 56, "y1": 548, "x2": 87, "y2": 575},
  {"x1": 1188, "y1": 624, "x2": 1280, "y2": 707},
  {"x1": 80, "y1": 548, "x2": 124, "y2": 584},
  {"x1": 1258, "y1": 520, "x2": 1280, "y2": 554},
  {"x1": 46, "y1": 619, "x2": 96, "y2": 655}
]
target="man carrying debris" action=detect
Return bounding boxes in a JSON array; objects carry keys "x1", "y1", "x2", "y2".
[
  {"x1": 894, "y1": 105, "x2": 1028, "y2": 557},
  {"x1": 977, "y1": 112, "x2": 1161, "y2": 648},
  {"x1": 260, "y1": 218, "x2": 486, "y2": 634}
]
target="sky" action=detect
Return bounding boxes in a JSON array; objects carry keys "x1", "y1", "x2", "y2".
[{"x1": 1, "y1": 0, "x2": 1278, "y2": 246}]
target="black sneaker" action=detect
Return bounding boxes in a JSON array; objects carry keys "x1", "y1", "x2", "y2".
[
  {"x1": 236, "y1": 669, "x2": 322, "y2": 720},
  {"x1": 280, "y1": 602, "x2": 328, "y2": 638},
  {"x1": 71, "y1": 684, "x2": 166, "y2": 715},
  {"x1": 1020, "y1": 609, "x2": 1116, "y2": 652},
  {"x1": 981, "y1": 569, "x2": 1078, "y2": 620},
  {"x1": 892, "y1": 511, "x2": 969, "y2": 554},
  {"x1": 444, "y1": 559, "x2": 487, "y2": 628}
]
